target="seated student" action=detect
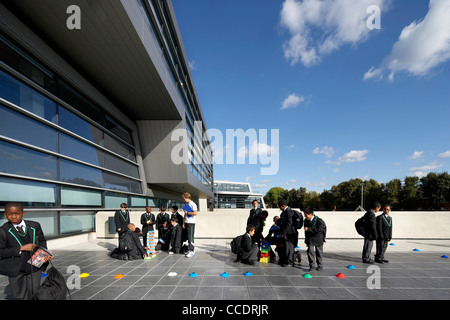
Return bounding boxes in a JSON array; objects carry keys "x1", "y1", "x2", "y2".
[
  {"x1": 265, "y1": 216, "x2": 281, "y2": 261},
  {"x1": 240, "y1": 224, "x2": 259, "y2": 265},
  {"x1": 156, "y1": 220, "x2": 171, "y2": 252},
  {"x1": 170, "y1": 217, "x2": 182, "y2": 254},
  {"x1": 122, "y1": 224, "x2": 148, "y2": 260}
]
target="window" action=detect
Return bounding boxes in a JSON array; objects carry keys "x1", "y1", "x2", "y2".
[
  {"x1": 59, "y1": 132, "x2": 103, "y2": 167},
  {"x1": 104, "y1": 152, "x2": 139, "y2": 178},
  {"x1": 105, "y1": 191, "x2": 129, "y2": 209},
  {"x1": 131, "y1": 196, "x2": 146, "y2": 207},
  {"x1": 58, "y1": 106, "x2": 103, "y2": 145},
  {"x1": 0, "y1": 105, "x2": 57, "y2": 152},
  {"x1": 61, "y1": 186, "x2": 102, "y2": 207},
  {"x1": 0, "y1": 69, "x2": 56, "y2": 123},
  {"x1": 0, "y1": 177, "x2": 56, "y2": 207},
  {"x1": 60, "y1": 159, "x2": 103, "y2": 188},
  {"x1": 0, "y1": 140, "x2": 57, "y2": 180},
  {"x1": 60, "y1": 211, "x2": 95, "y2": 234}
]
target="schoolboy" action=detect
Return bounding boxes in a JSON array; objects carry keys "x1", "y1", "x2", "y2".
[
  {"x1": 303, "y1": 207, "x2": 326, "y2": 271},
  {"x1": 0, "y1": 202, "x2": 51, "y2": 299},
  {"x1": 182, "y1": 192, "x2": 197, "y2": 258},
  {"x1": 170, "y1": 217, "x2": 182, "y2": 254},
  {"x1": 375, "y1": 204, "x2": 393, "y2": 263},
  {"x1": 240, "y1": 224, "x2": 259, "y2": 265}
]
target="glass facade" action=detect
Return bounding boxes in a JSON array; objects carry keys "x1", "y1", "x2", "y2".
[
  {"x1": 0, "y1": 31, "x2": 157, "y2": 238},
  {"x1": 138, "y1": 0, "x2": 213, "y2": 192}
]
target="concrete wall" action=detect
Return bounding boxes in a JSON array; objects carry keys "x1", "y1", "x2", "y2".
[{"x1": 95, "y1": 209, "x2": 450, "y2": 239}]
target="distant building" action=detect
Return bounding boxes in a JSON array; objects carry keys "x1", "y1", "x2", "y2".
[{"x1": 213, "y1": 181, "x2": 265, "y2": 209}]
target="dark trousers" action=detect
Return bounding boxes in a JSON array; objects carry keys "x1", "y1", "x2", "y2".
[
  {"x1": 306, "y1": 244, "x2": 323, "y2": 268},
  {"x1": 375, "y1": 239, "x2": 388, "y2": 260},
  {"x1": 9, "y1": 271, "x2": 42, "y2": 300},
  {"x1": 185, "y1": 223, "x2": 195, "y2": 252},
  {"x1": 362, "y1": 238, "x2": 374, "y2": 261},
  {"x1": 285, "y1": 234, "x2": 298, "y2": 265},
  {"x1": 241, "y1": 243, "x2": 259, "y2": 262}
]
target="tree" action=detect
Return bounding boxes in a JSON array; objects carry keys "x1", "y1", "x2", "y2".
[
  {"x1": 383, "y1": 179, "x2": 402, "y2": 209},
  {"x1": 399, "y1": 176, "x2": 421, "y2": 210},
  {"x1": 420, "y1": 172, "x2": 450, "y2": 210},
  {"x1": 263, "y1": 187, "x2": 285, "y2": 208}
]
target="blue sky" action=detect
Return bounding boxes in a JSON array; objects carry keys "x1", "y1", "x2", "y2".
[{"x1": 172, "y1": 0, "x2": 450, "y2": 195}]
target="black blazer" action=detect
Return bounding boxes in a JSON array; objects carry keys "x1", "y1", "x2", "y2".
[
  {"x1": 114, "y1": 210, "x2": 130, "y2": 233},
  {"x1": 376, "y1": 214, "x2": 392, "y2": 241},
  {"x1": 170, "y1": 224, "x2": 182, "y2": 249},
  {"x1": 0, "y1": 220, "x2": 47, "y2": 277},
  {"x1": 304, "y1": 216, "x2": 325, "y2": 246},
  {"x1": 140, "y1": 212, "x2": 155, "y2": 232},
  {"x1": 280, "y1": 207, "x2": 297, "y2": 237},
  {"x1": 363, "y1": 210, "x2": 377, "y2": 240}
]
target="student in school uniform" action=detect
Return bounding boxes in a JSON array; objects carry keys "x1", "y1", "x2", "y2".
[
  {"x1": 114, "y1": 203, "x2": 130, "y2": 237},
  {"x1": 375, "y1": 204, "x2": 393, "y2": 263},
  {"x1": 0, "y1": 202, "x2": 52, "y2": 300},
  {"x1": 156, "y1": 206, "x2": 170, "y2": 240},
  {"x1": 240, "y1": 224, "x2": 259, "y2": 265},
  {"x1": 140, "y1": 206, "x2": 155, "y2": 248},
  {"x1": 182, "y1": 193, "x2": 198, "y2": 258},
  {"x1": 170, "y1": 217, "x2": 182, "y2": 254},
  {"x1": 123, "y1": 224, "x2": 148, "y2": 260},
  {"x1": 303, "y1": 207, "x2": 326, "y2": 271},
  {"x1": 362, "y1": 202, "x2": 381, "y2": 264}
]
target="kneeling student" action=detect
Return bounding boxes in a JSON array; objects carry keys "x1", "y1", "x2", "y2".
[
  {"x1": 240, "y1": 224, "x2": 259, "y2": 265},
  {"x1": 124, "y1": 224, "x2": 148, "y2": 260},
  {"x1": 170, "y1": 217, "x2": 182, "y2": 254},
  {"x1": 303, "y1": 208, "x2": 326, "y2": 271}
]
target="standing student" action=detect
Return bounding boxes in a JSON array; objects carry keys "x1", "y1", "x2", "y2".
[
  {"x1": 114, "y1": 203, "x2": 130, "y2": 237},
  {"x1": 362, "y1": 202, "x2": 381, "y2": 264},
  {"x1": 182, "y1": 192, "x2": 197, "y2": 258},
  {"x1": 156, "y1": 206, "x2": 170, "y2": 240},
  {"x1": 247, "y1": 200, "x2": 262, "y2": 226},
  {"x1": 170, "y1": 205, "x2": 184, "y2": 226},
  {"x1": 278, "y1": 199, "x2": 299, "y2": 267},
  {"x1": 303, "y1": 207, "x2": 326, "y2": 271},
  {"x1": 140, "y1": 206, "x2": 155, "y2": 248},
  {"x1": 375, "y1": 204, "x2": 393, "y2": 263},
  {"x1": 170, "y1": 217, "x2": 182, "y2": 254},
  {"x1": 0, "y1": 202, "x2": 52, "y2": 300}
]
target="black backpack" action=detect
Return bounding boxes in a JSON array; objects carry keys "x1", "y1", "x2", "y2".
[
  {"x1": 355, "y1": 217, "x2": 366, "y2": 236},
  {"x1": 33, "y1": 263, "x2": 70, "y2": 300},
  {"x1": 119, "y1": 232, "x2": 133, "y2": 253},
  {"x1": 230, "y1": 235, "x2": 243, "y2": 255},
  {"x1": 292, "y1": 210, "x2": 304, "y2": 229}
]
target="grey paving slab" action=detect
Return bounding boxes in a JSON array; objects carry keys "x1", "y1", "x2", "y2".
[{"x1": 1, "y1": 238, "x2": 449, "y2": 301}]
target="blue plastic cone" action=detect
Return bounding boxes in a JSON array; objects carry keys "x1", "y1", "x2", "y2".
[
  {"x1": 413, "y1": 248, "x2": 420, "y2": 252},
  {"x1": 346, "y1": 265, "x2": 356, "y2": 269},
  {"x1": 441, "y1": 255, "x2": 449, "y2": 259},
  {"x1": 188, "y1": 272, "x2": 198, "y2": 277},
  {"x1": 220, "y1": 272, "x2": 230, "y2": 277},
  {"x1": 243, "y1": 272, "x2": 252, "y2": 277}
]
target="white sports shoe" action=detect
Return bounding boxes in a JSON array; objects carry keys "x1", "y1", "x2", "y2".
[{"x1": 185, "y1": 250, "x2": 195, "y2": 258}]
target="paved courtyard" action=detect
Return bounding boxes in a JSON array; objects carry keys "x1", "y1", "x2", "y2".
[{"x1": 1, "y1": 238, "x2": 449, "y2": 300}]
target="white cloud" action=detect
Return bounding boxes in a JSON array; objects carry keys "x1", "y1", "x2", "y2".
[
  {"x1": 281, "y1": 93, "x2": 305, "y2": 110},
  {"x1": 253, "y1": 184, "x2": 269, "y2": 189},
  {"x1": 335, "y1": 150, "x2": 369, "y2": 165},
  {"x1": 313, "y1": 146, "x2": 335, "y2": 158},
  {"x1": 284, "y1": 178, "x2": 298, "y2": 186},
  {"x1": 410, "y1": 161, "x2": 442, "y2": 177},
  {"x1": 438, "y1": 150, "x2": 450, "y2": 158},
  {"x1": 237, "y1": 141, "x2": 275, "y2": 158},
  {"x1": 189, "y1": 60, "x2": 197, "y2": 71},
  {"x1": 280, "y1": 0, "x2": 387, "y2": 67},
  {"x1": 364, "y1": 0, "x2": 450, "y2": 80},
  {"x1": 287, "y1": 144, "x2": 295, "y2": 151},
  {"x1": 408, "y1": 151, "x2": 424, "y2": 160}
]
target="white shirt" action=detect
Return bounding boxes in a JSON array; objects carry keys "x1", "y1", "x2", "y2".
[
  {"x1": 13, "y1": 220, "x2": 26, "y2": 233},
  {"x1": 184, "y1": 201, "x2": 198, "y2": 224}
]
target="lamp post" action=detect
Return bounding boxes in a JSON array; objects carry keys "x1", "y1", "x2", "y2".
[{"x1": 355, "y1": 183, "x2": 365, "y2": 211}]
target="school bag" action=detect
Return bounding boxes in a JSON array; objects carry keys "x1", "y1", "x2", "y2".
[
  {"x1": 119, "y1": 231, "x2": 133, "y2": 253},
  {"x1": 33, "y1": 262, "x2": 70, "y2": 300},
  {"x1": 355, "y1": 216, "x2": 366, "y2": 236},
  {"x1": 230, "y1": 235, "x2": 243, "y2": 255},
  {"x1": 292, "y1": 210, "x2": 304, "y2": 229}
]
